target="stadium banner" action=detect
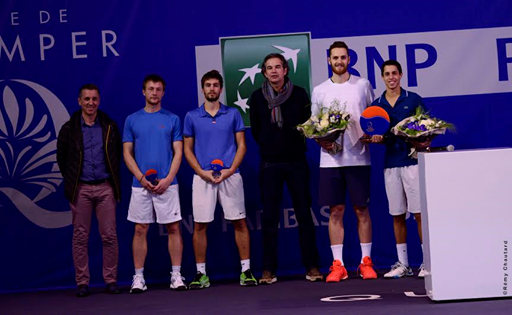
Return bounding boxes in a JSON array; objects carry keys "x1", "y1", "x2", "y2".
[{"x1": 1, "y1": 0, "x2": 511, "y2": 292}]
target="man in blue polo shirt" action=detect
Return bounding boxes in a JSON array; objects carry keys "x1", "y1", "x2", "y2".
[
  {"x1": 123, "y1": 74, "x2": 186, "y2": 293},
  {"x1": 183, "y1": 70, "x2": 257, "y2": 288},
  {"x1": 371, "y1": 60, "x2": 427, "y2": 278}
]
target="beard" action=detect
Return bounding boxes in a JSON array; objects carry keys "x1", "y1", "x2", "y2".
[
  {"x1": 331, "y1": 63, "x2": 347, "y2": 76},
  {"x1": 205, "y1": 93, "x2": 220, "y2": 102}
]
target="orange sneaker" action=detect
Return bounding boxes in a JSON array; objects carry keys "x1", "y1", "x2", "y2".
[
  {"x1": 326, "y1": 260, "x2": 348, "y2": 282},
  {"x1": 358, "y1": 256, "x2": 377, "y2": 279}
]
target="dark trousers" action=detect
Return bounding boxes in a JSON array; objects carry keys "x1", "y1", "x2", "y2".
[
  {"x1": 70, "y1": 182, "x2": 118, "y2": 285},
  {"x1": 260, "y1": 160, "x2": 320, "y2": 274}
]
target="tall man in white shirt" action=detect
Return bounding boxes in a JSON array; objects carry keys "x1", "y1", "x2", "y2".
[{"x1": 311, "y1": 41, "x2": 377, "y2": 282}]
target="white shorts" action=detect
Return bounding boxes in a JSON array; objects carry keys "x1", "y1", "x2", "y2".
[
  {"x1": 127, "y1": 184, "x2": 182, "y2": 224},
  {"x1": 384, "y1": 165, "x2": 421, "y2": 216},
  {"x1": 192, "y1": 173, "x2": 246, "y2": 223}
]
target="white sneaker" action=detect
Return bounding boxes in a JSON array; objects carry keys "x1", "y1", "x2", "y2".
[
  {"x1": 130, "y1": 274, "x2": 147, "y2": 293},
  {"x1": 418, "y1": 263, "x2": 426, "y2": 278},
  {"x1": 170, "y1": 272, "x2": 187, "y2": 291},
  {"x1": 384, "y1": 261, "x2": 413, "y2": 278}
]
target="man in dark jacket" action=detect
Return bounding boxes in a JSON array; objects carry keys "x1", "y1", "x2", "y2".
[
  {"x1": 249, "y1": 53, "x2": 323, "y2": 284},
  {"x1": 57, "y1": 84, "x2": 122, "y2": 297}
]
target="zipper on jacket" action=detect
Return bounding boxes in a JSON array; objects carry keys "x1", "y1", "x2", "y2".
[
  {"x1": 104, "y1": 124, "x2": 121, "y2": 201},
  {"x1": 71, "y1": 144, "x2": 83, "y2": 203}
]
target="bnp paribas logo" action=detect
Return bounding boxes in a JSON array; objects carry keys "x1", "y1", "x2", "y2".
[{"x1": 220, "y1": 33, "x2": 312, "y2": 127}]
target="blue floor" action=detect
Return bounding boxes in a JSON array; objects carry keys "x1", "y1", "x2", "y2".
[{"x1": 2, "y1": 273, "x2": 512, "y2": 315}]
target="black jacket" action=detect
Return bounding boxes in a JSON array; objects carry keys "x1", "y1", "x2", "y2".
[
  {"x1": 249, "y1": 85, "x2": 311, "y2": 163},
  {"x1": 56, "y1": 109, "x2": 122, "y2": 202}
]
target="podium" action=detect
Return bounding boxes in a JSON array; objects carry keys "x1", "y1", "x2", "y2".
[{"x1": 419, "y1": 148, "x2": 512, "y2": 301}]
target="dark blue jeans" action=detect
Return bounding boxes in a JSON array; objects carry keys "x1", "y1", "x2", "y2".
[{"x1": 259, "y1": 160, "x2": 320, "y2": 274}]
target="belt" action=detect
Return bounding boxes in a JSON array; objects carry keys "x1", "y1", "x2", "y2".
[{"x1": 79, "y1": 178, "x2": 109, "y2": 185}]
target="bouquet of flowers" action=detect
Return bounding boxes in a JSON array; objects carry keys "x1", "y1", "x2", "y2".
[
  {"x1": 392, "y1": 107, "x2": 455, "y2": 158},
  {"x1": 297, "y1": 99, "x2": 350, "y2": 154}
]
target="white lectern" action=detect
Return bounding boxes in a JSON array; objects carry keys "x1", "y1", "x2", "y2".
[{"x1": 419, "y1": 148, "x2": 512, "y2": 301}]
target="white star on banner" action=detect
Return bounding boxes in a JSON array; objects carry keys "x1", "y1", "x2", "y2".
[
  {"x1": 238, "y1": 64, "x2": 261, "y2": 86},
  {"x1": 234, "y1": 90, "x2": 249, "y2": 113},
  {"x1": 273, "y1": 45, "x2": 301, "y2": 73}
]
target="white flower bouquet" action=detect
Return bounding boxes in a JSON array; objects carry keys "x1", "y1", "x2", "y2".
[
  {"x1": 392, "y1": 107, "x2": 455, "y2": 158},
  {"x1": 297, "y1": 99, "x2": 350, "y2": 154}
]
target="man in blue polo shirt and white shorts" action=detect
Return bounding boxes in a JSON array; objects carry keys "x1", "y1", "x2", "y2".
[
  {"x1": 371, "y1": 60, "x2": 427, "y2": 278},
  {"x1": 183, "y1": 70, "x2": 257, "y2": 289},
  {"x1": 123, "y1": 74, "x2": 186, "y2": 293}
]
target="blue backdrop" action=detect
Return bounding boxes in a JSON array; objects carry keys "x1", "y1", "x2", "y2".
[{"x1": 1, "y1": 0, "x2": 511, "y2": 292}]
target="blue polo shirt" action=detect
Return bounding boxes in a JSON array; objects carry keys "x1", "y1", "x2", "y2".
[
  {"x1": 371, "y1": 88, "x2": 426, "y2": 169},
  {"x1": 183, "y1": 104, "x2": 245, "y2": 171},
  {"x1": 123, "y1": 108, "x2": 183, "y2": 187}
]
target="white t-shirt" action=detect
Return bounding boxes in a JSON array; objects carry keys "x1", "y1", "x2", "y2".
[{"x1": 311, "y1": 75, "x2": 375, "y2": 168}]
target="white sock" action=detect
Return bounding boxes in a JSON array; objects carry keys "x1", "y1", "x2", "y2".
[
  {"x1": 172, "y1": 266, "x2": 181, "y2": 274},
  {"x1": 241, "y1": 259, "x2": 250, "y2": 272},
  {"x1": 360, "y1": 243, "x2": 372, "y2": 262},
  {"x1": 135, "y1": 268, "x2": 144, "y2": 276},
  {"x1": 397, "y1": 243, "x2": 409, "y2": 266},
  {"x1": 331, "y1": 244, "x2": 344, "y2": 264},
  {"x1": 197, "y1": 263, "x2": 206, "y2": 274}
]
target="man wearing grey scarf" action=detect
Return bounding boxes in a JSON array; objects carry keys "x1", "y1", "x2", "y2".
[
  {"x1": 249, "y1": 53, "x2": 323, "y2": 285},
  {"x1": 261, "y1": 71, "x2": 293, "y2": 129}
]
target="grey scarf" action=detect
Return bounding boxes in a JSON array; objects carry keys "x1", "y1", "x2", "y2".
[{"x1": 262, "y1": 79, "x2": 293, "y2": 129}]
